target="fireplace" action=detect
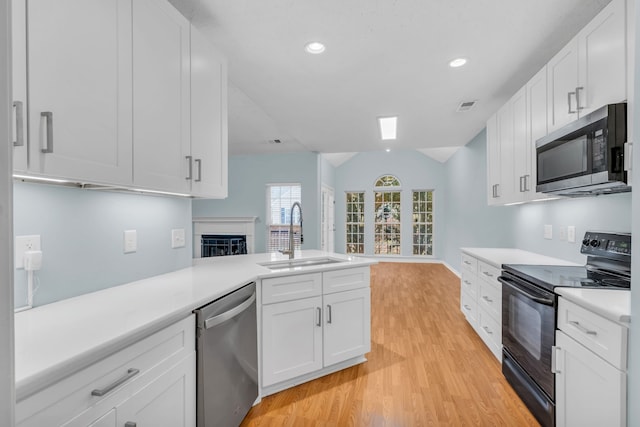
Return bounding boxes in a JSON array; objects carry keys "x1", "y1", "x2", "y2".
[
  {"x1": 193, "y1": 217, "x2": 258, "y2": 258},
  {"x1": 201, "y1": 234, "x2": 247, "y2": 257}
]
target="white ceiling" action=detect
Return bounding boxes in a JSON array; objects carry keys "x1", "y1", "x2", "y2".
[{"x1": 170, "y1": 0, "x2": 612, "y2": 161}]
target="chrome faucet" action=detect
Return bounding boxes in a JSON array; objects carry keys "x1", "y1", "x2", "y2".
[{"x1": 280, "y1": 202, "x2": 303, "y2": 259}]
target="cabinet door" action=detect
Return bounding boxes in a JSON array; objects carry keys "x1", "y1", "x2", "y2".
[
  {"x1": 262, "y1": 296, "x2": 323, "y2": 387},
  {"x1": 486, "y1": 113, "x2": 501, "y2": 205},
  {"x1": 555, "y1": 331, "x2": 626, "y2": 427},
  {"x1": 511, "y1": 87, "x2": 529, "y2": 202},
  {"x1": 88, "y1": 409, "x2": 116, "y2": 427},
  {"x1": 132, "y1": 0, "x2": 191, "y2": 193},
  {"x1": 577, "y1": 0, "x2": 626, "y2": 116},
  {"x1": 12, "y1": 0, "x2": 27, "y2": 172},
  {"x1": 526, "y1": 66, "x2": 549, "y2": 201},
  {"x1": 190, "y1": 26, "x2": 228, "y2": 198},
  {"x1": 547, "y1": 38, "x2": 579, "y2": 132},
  {"x1": 116, "y1": 353, "x2": 196, "y2": 427},
  {"x1": 323, "y1": 288, "x2": 371, "y2": 366},
  {"x1": 26, "y1": 0, "x2": 133, "y2": 184},
  {"x1": 497, "y1": 102, "x2": 516, "y2": 204}
]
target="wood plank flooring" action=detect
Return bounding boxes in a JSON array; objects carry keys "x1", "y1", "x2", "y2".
[{"x1": 241, "y1": 262, "x2": 539, "y2": 426}]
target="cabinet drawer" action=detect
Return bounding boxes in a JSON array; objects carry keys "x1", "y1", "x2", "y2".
[
  {"x1": 16, "y1": 315, "x2": 195, "y2": 427},
  {"x1": 557, "y1": 298, "x2": 628, "y2": 370},
  {"x1": 478, "y1": 280, "x2": 501, "y2": 322},
  {"x1": 322, "y1": 267, "x2": 370, "y2": 294},
  {"x1": 478, "y1": 261, "x2": 501, "y2": 286},
  {"x1": 478, "y1": 308, "x2": 502, "y2": 361},
  {"x1": 460, "y1": 271, "x2": 478, "y2": 299},
  {"x1": 460, "y1": 290, "x2": 477, "y2": 327},
  {"x1": 461, "y1": 253, "x2": 478, "y2": 273},
  {"x1": 262, "y1": 273, "x2": 322, "y2": 304}
]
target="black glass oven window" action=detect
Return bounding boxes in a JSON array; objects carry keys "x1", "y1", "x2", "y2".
[
  {"x1": 509, "y1": 294, "x2": 542, "y2": 360},
  {"x1": 538, "y1": 135, "x2": 588, "y2": 183}
]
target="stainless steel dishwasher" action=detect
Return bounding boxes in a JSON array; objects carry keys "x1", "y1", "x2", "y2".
[{"x1": 195, "y1": 282, "x2": 258, "y2": 427}]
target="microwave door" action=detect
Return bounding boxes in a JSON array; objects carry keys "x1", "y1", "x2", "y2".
[{"x1": 537, "y1": 135, "x2": 590, "y2": 192}]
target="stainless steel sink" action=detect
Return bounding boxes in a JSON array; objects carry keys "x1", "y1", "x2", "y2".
[{"x1": 259, "y1": 257, "x2": 344, "y2": 271}]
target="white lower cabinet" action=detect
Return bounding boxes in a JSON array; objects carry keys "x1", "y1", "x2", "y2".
[
  {"x1": 459, "y1": 251, "x2": 502, "y2": 361},
  {"x1": 554, "y1": 298, "x2": 627, "y2": 427},
  {"x1": 260, "y1": 267, "x2": 371, "y2": 392},
  {"x1": 16, "y1": 316, "x2": 196, "y2": 427}
]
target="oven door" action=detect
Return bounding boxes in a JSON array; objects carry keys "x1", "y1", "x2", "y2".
[{"x1": 500, "y1": 273, "x2": 556, "y2": 400}]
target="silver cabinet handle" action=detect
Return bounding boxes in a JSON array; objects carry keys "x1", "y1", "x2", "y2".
[
  {"x1": 575, "y1": 86, "x2": 584, "y2": 110},
  {"x1": 316, "y1": 307, "x2": 322, "y2": 327},
  {"x1": 519, "y1": 176, "x2": 524, "y2": 192},
  {"x1": 463, "y1": 260, "x2": 471, "y2": 265},
  {"x1": 482, "y1": 295, "x2": 493, "y2": 303},
  {"x1": 482, "y1": 326, "x2": 493, "y2": 335},
  {"x1": 567, "y1": 92, "x2": 576, "y2": 114},
  {"x1": 41, "y1": 112, "x2": 53, "y2": 153},
  {"x1": 568, "y1": 320, "x2": 597, "y2": 336},
  {"x1": 185, "y1": 155, "x2": 193, "y2": 180},
  {"x1": 463, "y1": 280, "x2": 472, "y2": 285},
  {"x1": 482, "y1": 271, "x2": 494, "y2": 278},
  {"x1": 125, "y1": 423, "x2": 137, "y2": 427},
  {"x1": 91, "y1": 368, "x2": 139, "y2": 397},
  {"x1": 327, "y1": 305, "x2": 332, "y2": 324},
  {"x1": 494, "y1": 184, "x2": 500, "y2": 198},
  {"x1": 524, "y1": 174, "x2": 530, "y2": 192},
  {"x1": 195, "y1": 158, "x2": 202, "y2": 182},
  {"x1": 463, "y1": 304, "x2": 472, "y2": 311},
  {"x1": 551, "y1": 345, "x2": 561, "y2": 374},
  {"x1": 12, "y1": 101, "x2": 24, "y2": 147}
]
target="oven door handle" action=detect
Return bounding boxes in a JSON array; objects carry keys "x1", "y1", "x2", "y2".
[{"x1": 499, "y1": 278, "x2": 555, "y2": 306}]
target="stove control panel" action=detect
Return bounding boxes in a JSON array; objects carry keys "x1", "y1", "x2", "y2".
[{"x1": 581, "y1": 231, "x2": 631, "y2": 258}]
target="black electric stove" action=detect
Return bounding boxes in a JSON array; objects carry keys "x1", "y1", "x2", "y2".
[{"x1": 502, "y1": 231, "x2": 631, "y2": 293}]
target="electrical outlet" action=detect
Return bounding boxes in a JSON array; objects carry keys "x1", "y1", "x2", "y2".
[
  {"x1": 124, "y1": 230, "x2": 137, "y2": 253},
  {"x1": 544, "y1": 225, "x2": 553, "y2": 240},
  {"x1": 567, "y1": 226, "x2": 576, "y2": 243},
  {"x1": 558, "y1": 226, "x2": 566, "y2": 241},
  {"x1": 171, "y1": 228, "x2": 186, "y2": 249},
  {"x1": 15, "y1": 235, "x2": 41, "y2": 269}
]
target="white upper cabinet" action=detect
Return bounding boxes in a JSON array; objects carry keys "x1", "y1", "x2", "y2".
[
  {"x1": 11, "y1": 0, "x2": 27, "y2": 173},
  {"x1": 548, "y1": 0, "x2": 626, "y2": 132},
  {"x1": 189, "y1": 26, "x2": 229, "y2": 198},
  {"x1": 20, "y1": 0, "x2": 133, "y2": 185},
  {"x1": 510, "y1": 87, "x2": 528, "y2": 202},
  {"x1": 525, "y1": 66, "x2": 549, "y2": 201},
  {"x1": 132, "y1": 0, "x2": 191, "y2": 194}
]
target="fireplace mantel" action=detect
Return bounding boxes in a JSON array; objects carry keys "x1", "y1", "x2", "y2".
[{"x1": 193, "y1": 217, "x2": 258, "y2": 258}]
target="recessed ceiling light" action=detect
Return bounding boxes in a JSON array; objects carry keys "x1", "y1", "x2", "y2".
[
  {"x1": 378, "y1": 116, "x2": 398, "y2": 140},
  {"x1": 449, "y1": 58, "x2": 467, "y2": 68},
  {"x1": 304, "y1": 42, "x2": 325, "y2": 54},
  {"x1": 385, "y1": 148, "x2": 391, "y2": 153}
]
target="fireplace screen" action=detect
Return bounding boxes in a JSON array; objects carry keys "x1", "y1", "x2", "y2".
[{"x1": 201, "y1": 235, "x2": 248, "y2": 257}]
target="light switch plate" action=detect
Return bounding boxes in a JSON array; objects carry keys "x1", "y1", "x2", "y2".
[
  {"x1": 171, "y1": 228, "x2": 186, "y2": 249},
  {"x1": 15, "y1": 235, "x2": 41, "y2": 269},
  {"x1": 544, "y1": 225, "x2": 553, "y2": 240},
  {"x1": 124, "y1": 230, "x2": 137, "y2": 253},
  {"x1": 567, "y1": 226, "x2": 576, "y2": 243}
]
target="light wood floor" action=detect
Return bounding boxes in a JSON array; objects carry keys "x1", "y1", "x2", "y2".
[{"x1": 242, "y1": 262, "x2": 539, "y2": 426}]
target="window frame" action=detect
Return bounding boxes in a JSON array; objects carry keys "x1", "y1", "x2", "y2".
[
  {"x1": 373, "y1": 175, "x2": 402, "y2": 256},
  {"x1": 345, "y1": 191, "x2": 365, "y2": 254},
  {"x1": 412, "y1": 189, "x2": 434, "y2": 256},
  {"x1": 265, "y1": 183, "x2": 302, "y2": 253}
]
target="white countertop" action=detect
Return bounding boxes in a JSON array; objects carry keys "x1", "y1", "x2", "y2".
[
  {"x1": 460, "y1": 247, "x2": 579, "y2": 268},
  {"x1": 14, "y1": 250, "x2": 375, "y2": 400},
  {"x1": 556, "y1": 288, "x2": 631, "y2": 325}
]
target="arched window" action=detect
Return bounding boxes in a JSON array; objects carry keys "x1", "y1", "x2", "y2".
[{"x1": 374, "y1": 175, "x2": 401, "y2": 255}]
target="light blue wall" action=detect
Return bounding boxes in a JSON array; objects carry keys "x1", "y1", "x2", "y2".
[
  {"x1": 513, "y1": 194, "x2": 632, "y2": 264},
  {"x1": 442, "y1": 130, "x2": 517, "y2": 268},
  {"x1": 192, "y1": 152, "x2": 321, "y2": 252},
  {"x1": 320, "y1": 155, "x2": 336, "y2": 189},
  {"x1": 13, "y1": 182, "x2": 193, "y2": 308},
  {"x1": 334, "y1": 150, "x2": 446, "y2": 257}
]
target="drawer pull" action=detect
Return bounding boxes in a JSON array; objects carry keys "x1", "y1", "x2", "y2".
[
  {"x1": 482, "y1": 326, "x2": 493, "y2": 335},
  {"x1": 91, "y1": 368, "x2": 140, "y2": 397},
  {"x1": 569, "y1": 320, "x2": 597, "y2": 336},
  {"x1": 125, "y1": 423, "x2": 137, "y2": 427},
  {"x1": 464, "y1": 280, "x2": 472, "y2": 285},
  {"x1": 464, "y1": 261, "x2": 472, "y2": 265},
  {"x1": 482, "y1": 296, "x2": 494, "y2": 303},
  {"x1": 482, "y1": 271, "x2": 494, "y2": 278},
  {"x1": 463, "y1": 304, "x2": 472, "y2": 311}
]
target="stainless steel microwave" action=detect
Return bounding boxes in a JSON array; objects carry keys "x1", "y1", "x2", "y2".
[{"x1": 536, "y1": 103, "x2": 630, "y2": 197}]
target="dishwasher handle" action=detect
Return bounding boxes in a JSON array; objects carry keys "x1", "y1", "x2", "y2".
[{"x1": 204, "y1": 292, "x2": 256, "y2": 329}]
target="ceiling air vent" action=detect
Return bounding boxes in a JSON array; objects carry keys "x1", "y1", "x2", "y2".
[
  {"x1": 268, "y1": 139, "x2": 282, "y2": 144},
  {"x1": 456, "y1": 100, "x2": 477, "y2": 112}
]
